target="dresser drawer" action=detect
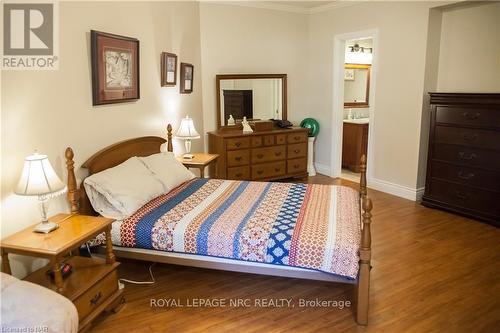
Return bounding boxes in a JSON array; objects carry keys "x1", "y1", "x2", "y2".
[
  {"x1": 74, "y1": 270, "x2": 118, "y2": 320},
  {"x1": 435, "y1": 107, "x2": 500, "y2": 129},
  {"x1": 227, "y1": 166, "x2": 250, "y2": 180},
  {"x1": 251, "y1": 146, "x2": 286, "y2": 163},
  {"x1": 433, "y1": 144, "x2": 500, "y2": 170},
  {"x1": 287, "y1": 132, "x2": 308, "y2": 143},
  {"x1": 251, "y1": 161, "x2": 286, "y2": 180},
  {"x1": 435, "y1": 126, "x2": 500, "y2": 150},
  {"x1": 431, "y1": 161, "x2": 500, "y2": 192},
  {"x1": 227, "y1": 150, "x2": 250, "y2": 167},
  {"x1": 288, "y1": 143, "x2": 307, "y2": 159},
  {"x1": 226, "y1": 137, "x2": 250, "y2": 150},
  {"x1": 263, "y1": 135, "x2": 275, "y2": 146},
  {"x1": 276, "y1": 134, "x2": 286, "y2": 145},
  {"x1": 287, "y1": 158, "x2": 307, "y2": 174},
  {"x1": 251, "y1": 136, "x2": 262, "y2": 147},
  {"x1": 427, "y1": 179, "x2": 500, "y2": 216}
]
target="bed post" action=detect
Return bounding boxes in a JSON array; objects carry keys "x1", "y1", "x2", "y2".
[
  {"x1": 356, "y1": 153, "x2": 372, "y2": 325},
  {"x1": 167, "y1": 124, "x2": 173, "y2": 153},
  {"x1": 65, "y1": 147, "x2": 79, "y2": 214}
]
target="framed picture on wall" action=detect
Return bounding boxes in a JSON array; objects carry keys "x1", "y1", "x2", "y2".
[
  {"x1": 161, "y1": 52, "x2": 177, "y2": 86},
  {"x1": 180, "y1": 62, "x2": 194, "y2": 94},
  {"x1": 91, "y1": 30, "x2": 140, "y2": 105}
]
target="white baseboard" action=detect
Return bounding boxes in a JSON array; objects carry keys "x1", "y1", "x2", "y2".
[
  {"x1": 368, "y1": 178, "x2": 424, "y2": 201},
  {"x1": 314, "y1": 162, "x2": 331, "y2": 176}
]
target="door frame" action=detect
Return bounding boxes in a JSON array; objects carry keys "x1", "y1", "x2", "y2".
[{"x1": 330, "y1": 29, "x2": 379, "y2": 181}]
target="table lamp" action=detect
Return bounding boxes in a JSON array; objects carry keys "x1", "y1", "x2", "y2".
[
  {"x1": 175, "y1": 116, "x2": 200, "y2": 159},
  {"x1": 14, "y1": 152, "x2": 68, "y2": 233}
]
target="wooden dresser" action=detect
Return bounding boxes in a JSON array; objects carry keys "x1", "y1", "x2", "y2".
[
  {"x1": 208, "y1": 127, "x2": 309, "y2": 181},
  {"x1": 422, "y1": 93, "x2": 500, "y2": 227},
  {"x1": 342, "y1": 122, "x2": 369, "y2": 173}
]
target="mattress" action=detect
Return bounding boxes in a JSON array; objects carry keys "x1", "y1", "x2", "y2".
[{"x1": 98, "y1": 178, "x2": 362, "y2": 279}]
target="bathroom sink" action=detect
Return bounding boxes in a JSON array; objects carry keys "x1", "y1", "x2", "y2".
[{"x1": 343, "y1": 118, "x2": 369, "y2": 124}]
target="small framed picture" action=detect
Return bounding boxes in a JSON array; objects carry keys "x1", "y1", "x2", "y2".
[
  {"x1": 180, "y1": 62, "x2": 194, "y2": 94},
  {"x1": 91, "y1": 30, "x2": 140, "y2": 105},
  {"x1": 161, "y1": 52, "x2": 177, "y2": 86},
  {"x1": 344, "y1": 68, "x2": 355, "y2": 81}
]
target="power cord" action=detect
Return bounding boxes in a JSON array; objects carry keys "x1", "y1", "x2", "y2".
[{"x1": 119, "y1": 262, "x2": 156, "y2": 286}]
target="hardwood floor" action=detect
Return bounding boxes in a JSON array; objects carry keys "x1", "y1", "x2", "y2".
[{"x1": 91, "y1": 175, "x2": 500, "y2": 333}]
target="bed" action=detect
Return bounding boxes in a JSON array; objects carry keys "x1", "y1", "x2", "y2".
[{"x1": 64, "y1": 124, "x2": 373, "y2": 325}]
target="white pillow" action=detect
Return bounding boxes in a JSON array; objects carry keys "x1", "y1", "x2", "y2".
[
  {"x1": 84, "y1": 157, "x2": 165, "y2": 219},
  {"x1": 139, "y1": 152, "x2": 195, "y2": 192}
]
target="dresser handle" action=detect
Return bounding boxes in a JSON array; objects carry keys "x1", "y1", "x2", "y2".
[
  {"x1": 235, "y1": 156, "x2": 242, "y2": 161},
  {"x1": 294, "y1": 164, "x2": 299, "y2": 168},
  {"x1": 235, "y1": 142, "x2": 242, "y2": 147},
  {"x1": 257, "y1": 170, "x2": 264, "y2": 175},
  {"x1": 293, "y1": 149, "x2": 300, "y2": 154},
  {"x1": 257, "y1": 154, "x2": 264, "y2": 159},
  {"x1": 457, "y1": 171, "x2": 475, "y2": 180},
  {"x1": 462, "y1": 112, "x2": 480, "y2": 120},
  {"x1": 275, "y1": 168, "x2": 281, "y2": 172},
  {"x1": 275, "y1": 152, "x2": 282, "y2": 156},
  {"x1": 455, "y1": 191, "x2": 469, "y2": 200},
  {"x1": 458, "y1": 152, "x2": 476, "y2": 160},
  {"x1": 90, "y1": 291, "x2": 102, "y2": 305},
  {"x1": 462, "y1": 133, "x2": 478, "y2": 141},
  {"x1": 294, "y1": 136, "x2": 300, "y2": 140},
  {"x1": 235, "y1": 173, "x2": 242, "y2": 178}
]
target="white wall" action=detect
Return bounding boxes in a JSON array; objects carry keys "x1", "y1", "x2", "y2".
[
  {"x1": 437, "y1": 1, "x2": 500, "y2": 92},
  {"x1": 199, "y1": 3, "x2": 309, "y2": 135},
  {"x1": 1, "y1": 1, "x2": 204, "y2": 277}
]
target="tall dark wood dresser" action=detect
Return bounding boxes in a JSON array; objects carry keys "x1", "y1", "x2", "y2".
[{"x1": 422, "y1": 93, "x2": 500, "y2": 227}]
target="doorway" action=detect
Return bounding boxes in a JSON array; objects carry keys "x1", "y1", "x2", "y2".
[{"x1": 331, "y1": 30, "x2": 378, "y2": 184}]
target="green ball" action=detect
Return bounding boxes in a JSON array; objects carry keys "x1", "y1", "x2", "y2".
[{"x1": 300, "y1": 118, "x2": 320, "y2": 137}]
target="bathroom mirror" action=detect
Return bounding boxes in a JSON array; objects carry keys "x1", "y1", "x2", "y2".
[
  {"x1": 216, "y1": 74, "x2": 287, "y2": 128},
  {"x1": 344, "y1": 64, "x2": 371, "y2": 108}
]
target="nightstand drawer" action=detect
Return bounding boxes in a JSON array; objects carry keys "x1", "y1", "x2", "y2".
[{"x1": 74, "y1": 269, "x2": 118, "y2": 320}]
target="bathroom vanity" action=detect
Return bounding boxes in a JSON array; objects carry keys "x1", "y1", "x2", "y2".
[{"x1": 342, "y1": 119, "x2": 369, "y2": 173}]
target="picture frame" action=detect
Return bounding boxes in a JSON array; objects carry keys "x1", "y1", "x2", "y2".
[
  {"x1": 180, "y1": 62, "x2": 194, "y2": 94},
  {"x1": 344, "y1": 68, "x2": 355, "y2": 81},
  {"x1": 91, "y1": 30, "x2": 140, "y2": 106},
  {"x1": 161, "y1": 52, "x2": 177, "y2": 86}
]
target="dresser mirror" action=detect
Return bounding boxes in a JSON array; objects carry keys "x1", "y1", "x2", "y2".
[
  {"x1": 344, "y1": 64, "x2": 371, "y2": 108},
  {"x1": 216, "y1": 74, "x2": 287, "y2": 128}
]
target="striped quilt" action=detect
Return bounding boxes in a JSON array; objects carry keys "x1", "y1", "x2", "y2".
[{"x1": 114, "y1": 178, "x2": 362, "y2": 279}]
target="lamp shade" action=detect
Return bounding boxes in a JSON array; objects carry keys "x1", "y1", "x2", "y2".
[
  {"x1": 175, "y1": 116, "x2": 200, "y2": 139},
  {"x1": 14, "y1": 152, "x2": 67, "y2": 198}
]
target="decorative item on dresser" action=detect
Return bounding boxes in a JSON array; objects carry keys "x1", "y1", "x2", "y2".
[
  {"x1": 0, "y1": 213, "x2": 125, "y2": 332},
  {"x1": 208, "y1": 127, "x2": 309, "y2": 181},
  {"x1": 422, "y1": 93, "x2": 500, "y2": 227}
]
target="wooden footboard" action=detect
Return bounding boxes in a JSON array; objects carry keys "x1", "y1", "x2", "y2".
[{"x1": 357, "y1": 154, "x2": 373, "y2": 325}]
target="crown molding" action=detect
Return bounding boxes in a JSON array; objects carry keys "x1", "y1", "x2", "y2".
[{"x1": 198, "y1": 1, "x2": 361, "y2": 15}]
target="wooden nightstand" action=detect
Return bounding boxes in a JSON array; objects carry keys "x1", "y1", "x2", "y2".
[
  {"x1": 177, "y1": 153, "x2": 219, "y2": 178},
  {"x1": 0, "y1": 214, "x2": 125, "y2": 332}
]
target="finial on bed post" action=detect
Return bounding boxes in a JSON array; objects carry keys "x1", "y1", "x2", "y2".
[
  {"x1": 359, "y1": 155, "x2": 367, "y2": 199},
  {"x1": 357, "y1": 196, "x2": 373, "y2": 325},
  {"x1": 167, "y1": 124, "x2": 173, "y2": 153},
  {"x1": 65, "y1": 147, "x2": 79, "y2": 214}
]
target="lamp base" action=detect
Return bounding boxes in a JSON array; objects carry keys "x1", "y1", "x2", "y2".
[
  {"x1": 33, "y1": 221, "x2": 59, "y2": 234},
  {"x1": 182, "y1": 154, "x2": 195, "y2": 159}
]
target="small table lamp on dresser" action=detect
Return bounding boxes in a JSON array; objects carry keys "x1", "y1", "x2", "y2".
[
  {"x1": 14, "y1": 152, "x2": 67, "y2": 233},
  {"x1": 176, "y1": 115, "x2": 200, "y2": 159}
]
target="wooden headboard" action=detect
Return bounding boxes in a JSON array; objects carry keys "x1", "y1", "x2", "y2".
[{"x1": 65, "y1": 124, "x2": 174, "y2": 216}]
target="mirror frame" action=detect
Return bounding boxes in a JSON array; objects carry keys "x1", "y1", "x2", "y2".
[
  {"x1": 344, "y1": 64, "x2": 371, "y2": 108},
  {"x1": 216, "y1": 74, "x2": 287, "y2": 128}
]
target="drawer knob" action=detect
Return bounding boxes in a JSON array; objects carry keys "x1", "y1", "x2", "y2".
[
  {"x1": 458, "y1": 152, "x2": 476, "y2": 160},
  {"x1": 294, "y1": 149, "x2": 300, "y2": 154},
  {"x1": 235, "y1": 156, "x2": 242, "y2": 161},
  {"x1": 257, "y1": 154, "x2": 264, "y2": 159},
  {"x1": 457, "y1": 171, "x2": 475, "y2": 180},
  {"x1": 275, "y1": 152, "x2": 282, "y2": 156},
  {"x1": 294, "y1": 136, "x2": 300, "y2": 140},
  {"x1": 462, "y1": 133, "x2": 478, "y2": 141},
  {"x1": 294, "y1": 164, "x2": 299, "y2": 168},
  {"x1": 462, "y1": 112, "x2": 480, "y2": 120},
  {"x1": 257, "y1": 170, "x2": 264, "y2": 175},
  {"x1": 275, "y1": 168, "x2": 281, "y2": 172},
  {"x1": 235, "y1": 173, "x2": 242, "y2": 177},
  {"x1": 455, "y1": 191, "x2": 469, "y2": 200},
  {"x1": 235, "y1": 142, "x2": 242, "y2": 147},
  {"x1": 90, "y1": 291, "x2": 102, "y2": 305}
]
